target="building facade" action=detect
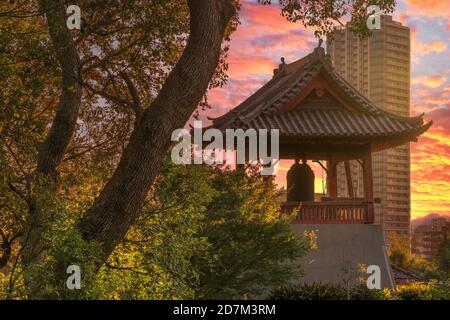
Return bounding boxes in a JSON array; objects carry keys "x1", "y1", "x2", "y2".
[
  {"x1": 327, "y1": 15, "x2": 411, "y2": 246},
  {"x1": 412, "y1": 218, "x2": 450, "y2": 260}
]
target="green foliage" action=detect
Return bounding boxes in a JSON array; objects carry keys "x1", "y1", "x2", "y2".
[
  {"x1": 269, "y1": 283, "x2": 348, "y2": 300},
  {"x1": 96, "y1": 162, "x2": 216, "y2": 299},
  {"x1": 21, "y1": 228, "x2": 102, "y2": 300},
  {"x1": 437, "y1": 239, "x2": 450, "y2": 277},
  {"x1": 388, "y1": 235, "x2": 445, "y2": 280},
  {"x1": 193, "y1": 166, "x2": 310, "y2": 299},
  {"x1": 395, "y1": 282, "x2": 450, "y2": 300},
  {"x1": 349, "y1": 285, "x2": 394, "y2": 300},
  {"x1": 0, "y1": 5, "x2": 58, "y2": 276},
  {"x1": 269, "y1": 282, "x2": 450, "y2": 300},
  {"x1": 1, "y1": 187, "x2": 103, "y2": 300},
  {"x1": 388, "y1": 240, "x2": 409, "y2": 268},
  {"x1": 2, "y1": 161, "x2": 309, "y2": 300},
  {"x1": 258, "y1": 0, "x2": 396, "y2": 38},
  {"x1": 94, "y1": 162, "x2": 310, "y2": 300}
]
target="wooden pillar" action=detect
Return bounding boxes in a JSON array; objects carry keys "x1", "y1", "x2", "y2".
[
  {"x1": 362, "y1": 148, "x2": 374, "y2": 223},
  {"x1": 327, "y1": 158, "x2": 338, "y2": 198},
  {"x1": 344, "y1": 160, "x2": 354, "y2": 199},
  {"x1": 362, "y1": 150, "x2": 373, "y2": 201}
]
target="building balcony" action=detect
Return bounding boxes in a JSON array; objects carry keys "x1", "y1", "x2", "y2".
[{"x1": 281, "y1": 199, "x2": 375, "y2": 224}]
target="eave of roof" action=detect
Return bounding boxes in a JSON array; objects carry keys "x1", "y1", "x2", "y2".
[{"x1": 208, "y1": 45, "x2": 431, "y2": 147}]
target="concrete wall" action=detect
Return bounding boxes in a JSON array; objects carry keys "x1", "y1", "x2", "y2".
[{"x1": 292, "y1": 224, "x2": 395, "y2": 289}]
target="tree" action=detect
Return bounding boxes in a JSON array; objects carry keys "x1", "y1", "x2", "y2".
[
  {"x1": 2, "y1": 161, "x2": 311, "y2": 299},
  {"x1": 97, "y1": 161, "x2": 310, "y2": 299},
  {"x1": 388, "y1": 234, "x2": 444, "y2": 280},
  {"x1": 1, "y1": 0, "x2": 396, "y2": 295},
  {"x1": 438, "y1": 239, "x2": 450, "y2": 277},
  {"x1": 99, "y1": 162, "x2": 311, "y2": 300},
  {"x1": 388, "y1": 234, "x2": 410, "y2": 268},
  {"x1": 194, "y1": 165, "x2": 311, "y2": 299}
]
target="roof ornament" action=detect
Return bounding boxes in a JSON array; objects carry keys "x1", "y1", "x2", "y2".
[
  {"x1": 317, "y1": 38, "x2": 323, "y2": 48},
  {"x1": 314, "y1": 38, "x2": 325, "y2": 56},
  {"x1": 279, "y1": 57, "x2": 286, "y2": 70},
  {"x1": 273, "y1": 57, "x2": 286, "y2": 77}
]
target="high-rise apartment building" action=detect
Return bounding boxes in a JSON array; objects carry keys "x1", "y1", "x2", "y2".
[{"x1": 327, "y1": 15, "x2": 411, "y2": 246}]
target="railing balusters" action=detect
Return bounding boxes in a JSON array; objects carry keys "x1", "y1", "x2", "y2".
[{"x1": 281, "y1": 200, "x2": 373, "y2": 224}]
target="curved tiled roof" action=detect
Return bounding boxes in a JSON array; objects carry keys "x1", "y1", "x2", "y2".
[
  {"x1": 247, "y1": 108, "x2": 431, "y2": 138},
  {"x1": 209, "y1": 46, "x2": 431, "y2": 147}
]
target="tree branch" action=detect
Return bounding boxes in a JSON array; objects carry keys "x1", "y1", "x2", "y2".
[
  {"x1": 119, "y1": 71, "x2": 144, "y2": 123},
  {"x1": 36, "y1": 0, "x2": 82, "y2": 178},
  {"x1": 83, "y1": 81, "x2": 132, "y2": 108},
  {"x1": 62, "y1": 133, "x2": 123, "y2": 162},
  {"x1": 77, "y1": 0, "x2": 236, "y2": 264},
  {"x1": 7, "y1": 181, "x2": 32, "y2": 208}
]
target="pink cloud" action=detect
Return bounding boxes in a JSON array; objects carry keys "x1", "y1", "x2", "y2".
[
  {"x1": 207, "y1": 2, "x2": 317, "y2": 119},
  {"x1": 403, "y1": 0, "x2": 450, "y2": 18}
]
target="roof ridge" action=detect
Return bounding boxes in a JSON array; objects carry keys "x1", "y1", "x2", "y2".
[{"x1": 326, "y1": 62, "x2": 425, "y2": 124}]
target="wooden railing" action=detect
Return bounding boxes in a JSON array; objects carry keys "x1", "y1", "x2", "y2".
[{"x1": 281, "y1": 200, "x2": 374, "y2": 224}]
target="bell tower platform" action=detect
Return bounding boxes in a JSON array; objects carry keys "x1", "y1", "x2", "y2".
[{"x1": 292, "y1": 224, "x2": 395, "y2": 289}]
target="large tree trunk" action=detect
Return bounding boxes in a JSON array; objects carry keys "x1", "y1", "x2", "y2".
[
  {"x1": 22, "y1": 0, "x2": 82, "y2": 265},
  {"x1": 77, "y1": 0, "x2": 236, "y2": 262}
]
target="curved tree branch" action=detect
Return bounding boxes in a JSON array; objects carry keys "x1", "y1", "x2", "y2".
[
  {"x1": 119, "y1": 71, "x2": 144, "y2": 124},
  {"x1": 36, "y1": 0, "x2": 82, "y2": 178},
  {"x1": 77, "y1": 0, "x2": 236, "y2": 263}
]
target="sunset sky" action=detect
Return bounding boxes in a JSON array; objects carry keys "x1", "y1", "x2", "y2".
[{"x1": 205, "y1": 0, "x2": 450, "y2": 220}]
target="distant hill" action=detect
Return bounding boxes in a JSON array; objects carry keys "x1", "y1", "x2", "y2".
[{"x1": 411, "y1": 213, "x2": 450, "y2": 231}]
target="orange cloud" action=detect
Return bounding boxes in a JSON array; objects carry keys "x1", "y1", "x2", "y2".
[
  {"x1": 404, "y1": 0, "x2": 450, "y2": 18},
  {"x1": 411, "y1": 124, "x2": 450, "y2": 218},
  {"x1": 409, "y1": 106, "x2": 450, "y2": 219},
  {"x1": 412, "y1": 75, "x2": 447, "y2": 88},
  {"x1": 226, "y1": 55, "x2": 275, "y2": 80}
]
